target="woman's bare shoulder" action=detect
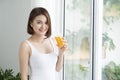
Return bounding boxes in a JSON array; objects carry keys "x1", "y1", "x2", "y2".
[
  {"x1": 20, "y1": 40, "x2": 29, "y2": 47},
  {"x1": 19, "y1": 40, "x2": 31, "y2": 52}
]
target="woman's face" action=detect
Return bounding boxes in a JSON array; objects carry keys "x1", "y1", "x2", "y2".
[{"x1": 31, "y1": 14, "x2": 48, "y2": 36}]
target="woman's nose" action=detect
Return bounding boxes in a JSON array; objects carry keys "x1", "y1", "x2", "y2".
[{"x1": 41, "y1": 23, "x2": 46, "y2": 28}]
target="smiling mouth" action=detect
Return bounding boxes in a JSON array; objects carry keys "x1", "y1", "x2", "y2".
[{"x1": 39, "y1": 29, "x2": 46, "y2": 32}]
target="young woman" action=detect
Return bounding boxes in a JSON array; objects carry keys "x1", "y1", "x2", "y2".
[{"x1": 19, "y1": 7, "x2": 67, "y2": 80}]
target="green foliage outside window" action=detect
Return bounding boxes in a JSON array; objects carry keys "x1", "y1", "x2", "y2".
[{"x1": 102, "y1": 61, "x2": 120, "y2": 80}]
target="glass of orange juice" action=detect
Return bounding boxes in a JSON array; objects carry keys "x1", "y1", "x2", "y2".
[{"x1": 55, "y1": 36, "x2": 64, "y2": 48}]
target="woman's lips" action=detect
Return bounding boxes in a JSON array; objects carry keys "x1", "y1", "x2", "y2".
[{"x1": 39, "y1": 29, "x2": 46, "y2": 32}]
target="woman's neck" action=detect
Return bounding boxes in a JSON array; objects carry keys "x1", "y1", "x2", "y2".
[{"x1": 30, "y1": 34, "x2": 47, "y2": 43}]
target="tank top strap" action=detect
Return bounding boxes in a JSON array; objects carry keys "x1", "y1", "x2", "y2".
[
  {"x1": 26, "y1": 40, "x2": 33, "y2": 49},
  {"x1": 49, "y1": 37, "x2": 59, "y2": 55}
]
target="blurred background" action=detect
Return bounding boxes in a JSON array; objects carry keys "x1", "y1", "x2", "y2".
[{"x1": 0, "y1": 0, "x2": 120, "y2": 80}]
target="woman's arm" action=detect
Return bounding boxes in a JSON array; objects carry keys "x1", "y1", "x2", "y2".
[
  {"x1": 56, "y1": 52, "x2": 64, "y2": 72},
  {"x1": 56, "y1": 41, "x2": 67, "y2": 72},
  {"x1": 19, "y1": 41, "x2": 30, "y2": 80}
]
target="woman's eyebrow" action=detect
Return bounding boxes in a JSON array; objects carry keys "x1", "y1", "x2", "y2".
[
  {"x1": 36, "y1": 20, "x2": 41, "y2": 21},
  {"x1": 36, "y1": 20, "x2": 47, "y2": 23}
]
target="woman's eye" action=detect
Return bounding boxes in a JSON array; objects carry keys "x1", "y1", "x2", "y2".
[{"x1": 37, "y1": 22, "x2": 42, "y2": 24}]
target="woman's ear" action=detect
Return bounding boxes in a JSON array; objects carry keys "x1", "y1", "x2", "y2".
[{"x1": 30, "y1": 22, "x2": 33, "y2": 27}]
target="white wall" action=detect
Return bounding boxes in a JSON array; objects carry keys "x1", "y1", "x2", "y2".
[{"x1": 0, "y1": 0, "x2": 31, "y2": 74}]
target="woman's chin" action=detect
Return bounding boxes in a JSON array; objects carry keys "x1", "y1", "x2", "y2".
[{"x1": 37, "y1": 33, "x2": 46, "y2": 36}]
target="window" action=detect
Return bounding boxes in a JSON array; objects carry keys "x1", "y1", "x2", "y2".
[
  {"x1": 64, "y1": 0, "x2": 91, "y2": 80},
  {"x1": 102, "y1": 0, "x2": 120, "y2": 80}
]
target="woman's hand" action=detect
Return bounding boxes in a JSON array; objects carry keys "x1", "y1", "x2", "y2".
[{"x1": 58, "y1": 39, "x2": 67, "y2": 56}]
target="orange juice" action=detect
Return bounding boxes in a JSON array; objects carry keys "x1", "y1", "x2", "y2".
[{"x1": 55, "y1": 36, "x2": 64, "y2": 48}]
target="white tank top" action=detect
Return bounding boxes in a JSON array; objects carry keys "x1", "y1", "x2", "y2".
[{"x1": 26, "y1": 38, "x2": 58, "y2": 80}]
